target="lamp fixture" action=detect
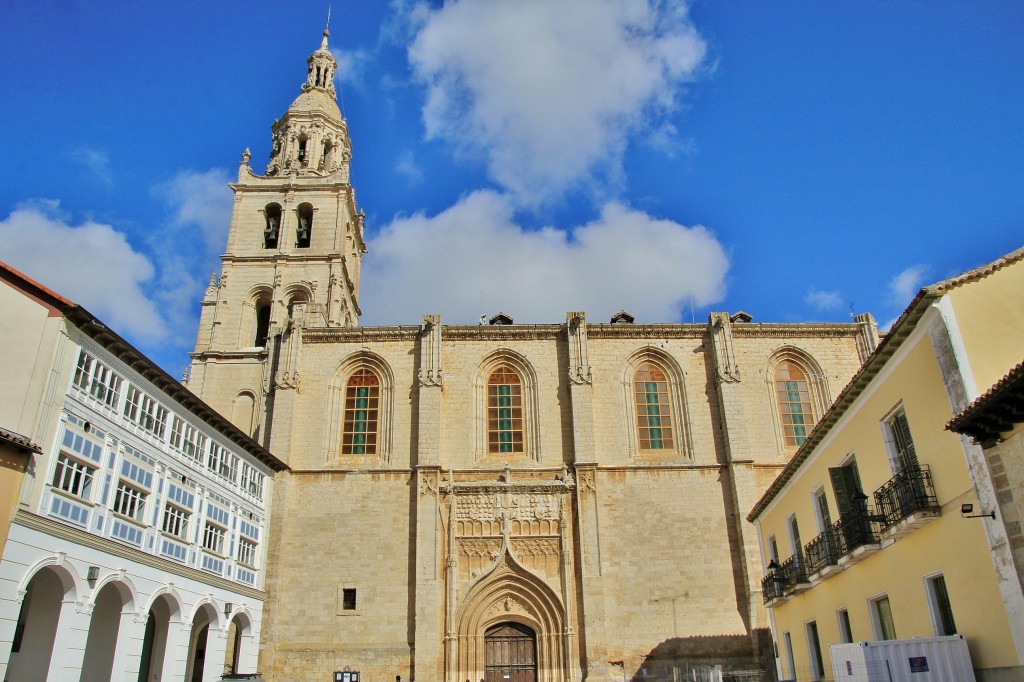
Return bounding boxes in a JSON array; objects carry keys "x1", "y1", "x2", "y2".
[
  {"x1": 224, "y1": 602, "x2": 233, "y2": 618},
  {"x1": 87, "y1": 566, "x2": 99, "y2": 587},
  {"x1": 960, "y1": 503, "x2": 996, "y2": 520},
  {"x1": 851, "y1": 491, "x2": 888, "y2": 523},
  {"x1": 766, "y1": 559, "x2": 780, "y2": 571}
]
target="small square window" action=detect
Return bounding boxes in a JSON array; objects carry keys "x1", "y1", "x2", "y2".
[{"x1": 342, "y1": 588, "x2": 357, "y2": 611}]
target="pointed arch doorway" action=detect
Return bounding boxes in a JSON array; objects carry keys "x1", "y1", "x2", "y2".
[{"x1": 485, "y1": 622, "x2": 536, "y2": 682}]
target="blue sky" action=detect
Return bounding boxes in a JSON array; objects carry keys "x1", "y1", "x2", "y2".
[{"x1": 1, "y1": 1, "x2": 1021, "y2": 376}]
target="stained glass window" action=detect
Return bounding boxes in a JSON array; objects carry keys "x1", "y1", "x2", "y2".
[
  {"x1": 488, "y1": 366, "x2": 523, "y2": 453},
  {"x1": 634, "y1": 362, "x2": 674, "y2": 450},
  {"x1": 342, "y1": 369, "x2": 380, "y2": 455},
  {"x1": 775, "y1": 362, "x2": 814, "y2": 446}
]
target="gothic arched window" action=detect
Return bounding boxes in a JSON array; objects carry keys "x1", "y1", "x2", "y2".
[
  {"x1": 488, "y1": 365, "x2": 524, "y2": 454},
  {"x1": 774, "y1": 361, "x2": 815, "y2": 446},
  {"x1": 341, "y1": 369, "x2": 380, "y2": 455},
  {"x1": 633, "y1": 362, "x2": 675, "y2": 450}
]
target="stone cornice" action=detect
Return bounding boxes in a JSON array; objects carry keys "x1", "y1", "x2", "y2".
[
  {"x1": 303, "y1": 327, "x2": 420, "y2": 343},
  {"x1": 285, "y1": 463, "x2": 731, "y2": 475},
  {"x1": 189, "y1": 349, "x2": 268, "y2": 361},
  {"x1": 230, "y1": 178, "x2": 352, "y2": 193},
  {"x1": 299, "y1": 320, "x2": 863, "y2": 344},
  {"x1": 587, "y1": 323, "x2": 705, "y2": 339},
  {"x1": 443, "y1": 325, "x2": 563, "y2": 341},
  {"x1": 728, "y1": 323, "x2": 861, "y2": 338},
  {"x1": 14, "y1": 510, "x2": 267, "y2": 600},
  {"x1": 221, "y1": 253, "x2": 346, "y2": 265}
]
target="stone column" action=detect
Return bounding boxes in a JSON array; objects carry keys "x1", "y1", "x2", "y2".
[
  {"x1": 202, "y1": 622, "x2": 229, "y2": 682},
  {"x1": 0, "y1": 589, "x2": 22, "y2": 680},
  {"x1": 47, "y1": 598, "x2": 92, "y2": 680},
  {"x1": 110, "y1": 607, "x2": 148, "y2": 681},
  {"x1": 706, "y1": 313, "x2": 765, "y2": 638},
  {"x1": 159, "y1": 618, "x2": 191, "y2": 681},
  {"x1": 414, "y1": 315, "x2": 445, "y2": 681},
  {"x1": 564, "y1": 312, "x2": 600, "y2": 679}
]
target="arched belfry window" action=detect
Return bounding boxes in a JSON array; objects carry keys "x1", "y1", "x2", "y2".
[
  {"x1": 263, "y1": 203, "x2": 282, "y2": 249},
  {"x1": 488, "y1": 365, "x2": 524, "y2": 454},
  {"x1": 320, "y1": 140, "x2": 334, "y2": 171},
  {"x1": 296, "y1": 204, "x2": 313, "y2": 248},
  {"x1": 254, "y1": 301, "x2": 272, "y2": 348},
  {"x1": 633, "y1": 362, "x2": 674, "y2": 450},
  {"x1": 774, "y1": 361, "x2": 815, "y2": 446},
  {"x1": 342, "y1": 369, "x2": 380, "y2": 455}
]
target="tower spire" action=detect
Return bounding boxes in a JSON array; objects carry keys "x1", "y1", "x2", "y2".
[
  {"x1": 321, "y1": 7, "x2": 331, "y2": 50},
  {"x1": 264, "y1": 23, "x2": 350, "y2": 177}
]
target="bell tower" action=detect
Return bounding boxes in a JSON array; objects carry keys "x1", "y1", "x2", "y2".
[{"x1": 188, "y1": 24, "x2": 366, "y2": 436}]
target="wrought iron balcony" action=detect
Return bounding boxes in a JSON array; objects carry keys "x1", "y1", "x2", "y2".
[
  {"x1": 832, "y1": 509, "x2": 880, "y2": 557},
  {"x1": 761, "y1": 553, "x2": 810, "y2": 604},
  {"x1": 804, "y1": 527, "x2": 841, "y2": 576},
  {"x1": 761, "y1": 569, "x2": 786, "y2": 604},
  {"x1": 779, "y1": 553, "x2": 811, "y2": 595},
  {"x1": 873, "y1": 464, "x2": 940, "y2": 532}
]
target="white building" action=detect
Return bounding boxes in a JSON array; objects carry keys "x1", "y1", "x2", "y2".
[{"x1": 0, "y1": 261, "x2": 286, "y2": 681}]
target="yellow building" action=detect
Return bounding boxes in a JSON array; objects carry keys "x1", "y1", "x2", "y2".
[
  {"x1": 0, "y1": 429, "x2": 38, "y2": 553},
  {"x1": 949, "y1": 359, "x2": 1024, "y2": 612},
  {"x1": 748, "y1": 248, "x2": 1024, "y2": 682}
]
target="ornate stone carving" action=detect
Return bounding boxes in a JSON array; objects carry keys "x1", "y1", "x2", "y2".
[
  {"x1": 576, "y1": 470, "x2": 595, "y2": 493},
  {"x1": 486, "y1": 596, "x2": 530, "y2": 618},
  {"x1": 511, "y1": 537, "x2": 560, "y2": 557},
  {"x1": 420, "y1": 471, "x2": 438, "y2": 496},
  {"x1": 454, "y1": 493, "x2": 560, "y2": 523},
  {"x1": 709, "y1": 312, "x2": 741, "y2": 383},
  {"x1": 418, "y1": 314, "x2": 443, "y2": 387},
  {"x1": 275, "y1": 370, "x2": 300, "y2": 390},
  {"x1": 567, "y1": 312, "x2": 593, "y2": 385},
  {"x1": 457, "y1": 538, "x2": 501, "y2": 560}
]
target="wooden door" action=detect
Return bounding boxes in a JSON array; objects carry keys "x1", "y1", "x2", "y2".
[{"x1": 484, "y1": 623, "x2": 536, "y2": 682}]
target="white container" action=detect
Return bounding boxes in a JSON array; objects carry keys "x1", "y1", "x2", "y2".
[{"x1": 829, "y1": 635, "x2": 975, "y2": 682}]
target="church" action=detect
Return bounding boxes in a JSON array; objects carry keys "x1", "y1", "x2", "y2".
[{"x1": 184, "y1": 27, "x2": 878, "y2": 682}]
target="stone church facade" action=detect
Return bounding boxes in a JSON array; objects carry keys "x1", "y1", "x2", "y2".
[{"x1": 185, "y1": 29, "x2": 878, "y2": 682}]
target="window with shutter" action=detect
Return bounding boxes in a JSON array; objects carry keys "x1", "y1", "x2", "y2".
[
  {"x1": 888, "y1": 410, "x2": 919, "y2": 472},
  {"x1": 829, "y1": 459, "x2": 863, "y2": 518}
]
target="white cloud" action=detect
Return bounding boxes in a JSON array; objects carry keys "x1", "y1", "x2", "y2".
[
  {"x1": 152, "y1": 169, "x2": 233, "y2": 255},
  {"x1": 395, "y1": 150, "x2": 424, "y2": 184},
  {"x1": 361, "y1": 189, "x2": 728, "y2": 325},
  {"x1": 149, "y1": 169, "x2": 233, "y2": 349},
  {"x1": 0, "y1": 201, "x2": 165, "y2": 341},
  {"x1": 888, "y1": 264, "x2": 929, "y2": 304},
  {"x1": 70, "y1": 147, "x2": 113, "y2": 188},
  {"x1": 331, "y1": 47, "x2": 372, "y2": 86},
  {"x1": 406, "y1": 0, "x2": 706, "y2": 204},
  {"x1": 805, "y1": 288, "x2": 843, "y2": 311}
]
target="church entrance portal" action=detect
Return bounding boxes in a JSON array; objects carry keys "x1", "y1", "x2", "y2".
[{"x1": 484, "y1": 622, "x2": 537, "y2": 682}]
